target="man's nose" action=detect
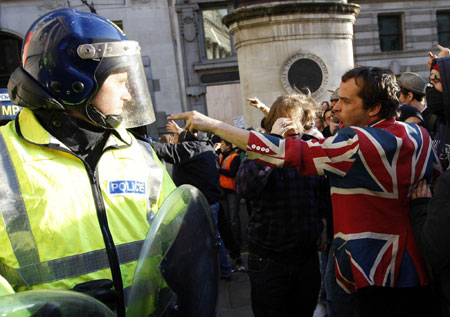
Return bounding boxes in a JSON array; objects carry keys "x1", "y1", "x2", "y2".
[
  {"x1": 332, "y1": 100, "x2": 340, "y2": 111},
  {"x1": 122, "y1": 90, "x2": 132, "y2": 102}
]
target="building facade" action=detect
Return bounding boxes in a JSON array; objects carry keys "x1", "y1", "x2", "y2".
[
  {"x1": 0, "y1": 0, "x2": 449, "y2": 135},
  {"x1": 351, "y1": 0, "x2": 449, "y2": 79}
]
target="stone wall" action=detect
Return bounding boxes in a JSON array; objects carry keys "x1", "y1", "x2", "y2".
[{"x1": 351, "y1": 0, "x2": 450, "y2": 79}]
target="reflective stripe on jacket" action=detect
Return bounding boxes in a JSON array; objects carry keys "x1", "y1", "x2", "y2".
[
  {"x1": 219, "y1": 152, "x2": 239, "y2": 190},
  {"x1": 0, "y1": 108, "x2": 175, "y2": 296}
]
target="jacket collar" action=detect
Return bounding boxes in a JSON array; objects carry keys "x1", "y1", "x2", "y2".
[
  {"x1": 367, "y1": 117, "x2": 395, "y2": 128},
  {"x1": 17, "y1": 108, "x2": 132, "y2": 149}
]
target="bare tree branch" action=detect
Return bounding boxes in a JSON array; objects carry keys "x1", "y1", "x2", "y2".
[{"x1": 80, "y1": 0, "x2": 97, "y2": 14}]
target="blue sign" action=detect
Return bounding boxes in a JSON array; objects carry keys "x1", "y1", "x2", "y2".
[
  {"x1": 0, "y1": 88, "x2": 21, "y2": 121},
  {"x1": 109, "y1": 180, "x2": 146, "y2": 195}
]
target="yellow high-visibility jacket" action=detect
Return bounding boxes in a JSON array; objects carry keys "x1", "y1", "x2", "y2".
[
  {"x1": 0, "y1": 275, "x2": 14, "y2": 297},
  {"x1": 0, "y1": 108, "x2": 175, "y2": 298}
]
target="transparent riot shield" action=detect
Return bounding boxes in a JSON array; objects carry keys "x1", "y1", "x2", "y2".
[
  {"x1": 0, "y1": 289, "x2": 114, "y2": 316},
  {"x1": 127, "y1": 184, "x2": 218, "y2": 317}
]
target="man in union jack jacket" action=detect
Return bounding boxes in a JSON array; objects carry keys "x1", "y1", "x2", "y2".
[{"x1": 170, "y1": 66, "x2": 441, "y2": 317}]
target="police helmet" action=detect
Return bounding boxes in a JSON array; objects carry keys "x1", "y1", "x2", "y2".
[{"x1": 7, "y1": 9, "x2": 155, "y2": 129}]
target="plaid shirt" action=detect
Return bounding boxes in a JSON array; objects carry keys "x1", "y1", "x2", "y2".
[{"x1": 235, "y1": 139, "x2": 330, "y2": 261}]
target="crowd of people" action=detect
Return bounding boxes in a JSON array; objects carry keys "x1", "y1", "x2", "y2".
[
  {"x1": 169, "y1": 44, "x2": 450, "y2": 317},
  {"x1": 1, "y1": 6, "x2": 450, "y2": 317},
  {"x1": 154, "y1": 41, "x2": 450, "y2": 315}
]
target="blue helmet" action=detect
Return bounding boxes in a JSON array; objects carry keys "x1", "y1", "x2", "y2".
[{"x1": 8, "y1": 9, "x2": 155, "y2": 129}]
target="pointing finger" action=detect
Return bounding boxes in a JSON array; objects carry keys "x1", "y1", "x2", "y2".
[{"x1": 168, "y1": 112, "x2": 191, "y2": 121}]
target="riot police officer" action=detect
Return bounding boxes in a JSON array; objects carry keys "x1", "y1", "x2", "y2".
[{"x1": 0, "y1": 8, "x2": 178, "y2": 316}]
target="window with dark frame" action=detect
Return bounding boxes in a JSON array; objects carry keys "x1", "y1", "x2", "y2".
[
  {"x1": 201, "y1": 7, "x2": 234, "y2": 60},
  {"x1": 437, "y1": 11, "x2": 450, "y2": 48},
  {"x1": 378, "y1": 14, "x2": 403, "y2": 52},
  {"x1": 0, "y1": 33, "x2": 22, "y2": 88}
]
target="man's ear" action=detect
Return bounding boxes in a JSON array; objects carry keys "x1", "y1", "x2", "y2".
[
  {"x1": 368, "y1": 104, "x2": 382, "y2": 118},
  {"x1": 407, "y1": 91, "x2": 414, "y2": 103}
]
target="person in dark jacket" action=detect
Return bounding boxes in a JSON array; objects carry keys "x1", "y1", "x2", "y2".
[
  {"x1": 151, "y1": 130, "x2": 233, "y2": 279},
  {"x1": 152, "y1": 131, "x2": 220, "y2": 203},
  {"x1": 410, "y1": 174, "x2": 450, "y2": 317},
  {"x1": 426, "y1": 53, "x2": 450, "y2": 169},
  {"x1": 396, "y1": 72, "x2": 427, "y2": 126},
  {"x1": 409, "y1": 46, "x2": 450, "y2": 317},
  {"x1": 397, "y1": 104, "x2": 424, "y2": 124}
]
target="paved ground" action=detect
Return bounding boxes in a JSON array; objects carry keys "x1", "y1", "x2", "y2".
[
  {"x1": 218, "y1": 255, "x2": 253, "y2": 317},
  {"x1": 217, "y1": 253, "x2": 327, "y2": 317}
]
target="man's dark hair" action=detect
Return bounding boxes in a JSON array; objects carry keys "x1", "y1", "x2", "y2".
[
  {"x1": 400, "y1": 87, "x2": 424, "y2": 102},
  {"x1": 341, "y1": 67, "x2": 400, "y2": 120},
  {"x1": 323, "y1": 108, "x2": 332, "y2": 121},
  {"x1": 210, "y1": 134, "x2": 222, "y2": 144}
]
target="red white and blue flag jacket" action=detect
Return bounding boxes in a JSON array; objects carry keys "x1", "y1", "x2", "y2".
[{"x1": 246, "y1": 118, "x2": 441, "y2": 293}]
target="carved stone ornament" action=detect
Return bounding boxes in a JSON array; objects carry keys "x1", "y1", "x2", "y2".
[
  {"x1": 182, "y1": 16, "x2": 197, "y2": 42},
  {"x1": 280, "y1": 52, "x2": 328, "y2": 99}
]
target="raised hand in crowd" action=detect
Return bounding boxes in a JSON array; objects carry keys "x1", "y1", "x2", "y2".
[
  {"x1": 270, "y1": 117, "x2": 298, "y2": 137},
  {"x1": 247, "y1": 97, "x2": 270, "y2": 117},
  {"x1": 166, "y1": 120, "x2": 183, "y2": 135},
  {"x1": 427, "y1": 44, "x2": 450, "y2": 69}
]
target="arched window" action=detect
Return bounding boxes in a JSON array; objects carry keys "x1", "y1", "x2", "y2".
[{"x1": 0, "y1": 32, "x2": 22, "y2": 88}]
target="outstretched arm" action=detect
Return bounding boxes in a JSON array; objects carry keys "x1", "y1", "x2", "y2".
[
  {"x1": 168, "y1": 111, "x2": 361, "y2": 173},
  {"x1": 168, "y1": 111, "x2": 250, "y2": 150}
]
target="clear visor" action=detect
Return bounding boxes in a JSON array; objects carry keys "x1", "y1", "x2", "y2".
[
  {"x1": 78, "y1": 41, "x2": 155, "y2": 128},
  {"x1": 120, "y1": 53, "x2": 155, "y2": 128}
]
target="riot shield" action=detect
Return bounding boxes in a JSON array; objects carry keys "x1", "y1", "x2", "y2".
[
  {"x1": 127, "y1": 184, "x2": 218, "y2": 317},
  {"x1": 0, "y1": 289, "x2": 114, "y2": 316}
]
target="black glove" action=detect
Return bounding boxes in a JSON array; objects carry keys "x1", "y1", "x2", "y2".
[{"x1": 73, "y1": 279, "x2": 117, "y2": 311}]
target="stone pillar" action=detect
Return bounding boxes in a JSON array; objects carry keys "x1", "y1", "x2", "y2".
[{"x1": 223, "y1": 1, "x2": 360, "y2": 128}]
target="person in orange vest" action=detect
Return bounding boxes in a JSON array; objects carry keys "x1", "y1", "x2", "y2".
[{"x1": 218, "y1": 140, "x2": 243, "y2": 264}]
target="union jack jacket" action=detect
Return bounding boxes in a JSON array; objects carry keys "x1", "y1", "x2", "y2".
[{"x1": 246, "y1": 118, "x2": 441, "y2": 293}]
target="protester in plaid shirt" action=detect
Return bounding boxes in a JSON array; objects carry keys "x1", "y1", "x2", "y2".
[{"x1": 235, "y1": 94, "x2": 331, "y2": 317}]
